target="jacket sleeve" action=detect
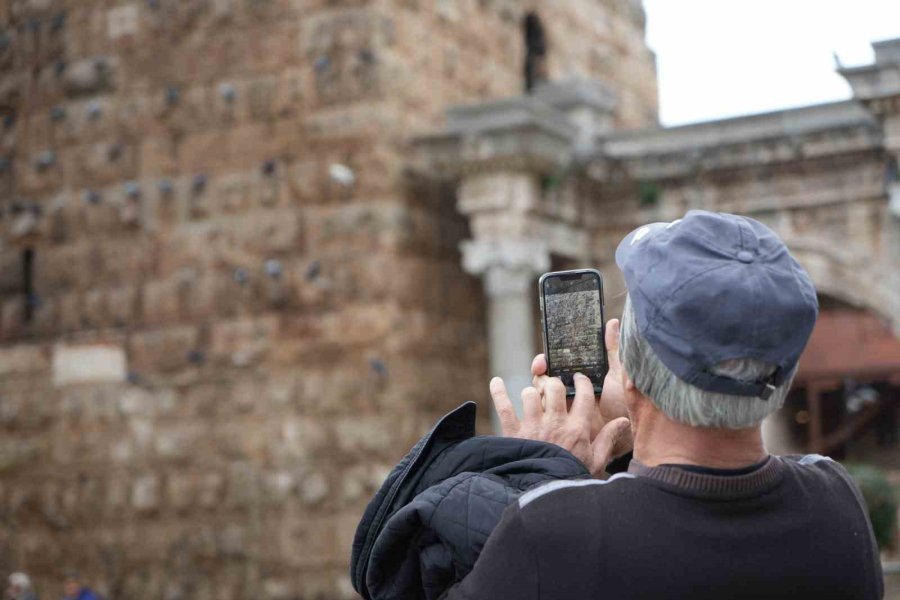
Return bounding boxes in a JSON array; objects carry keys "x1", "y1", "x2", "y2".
[{"x1": 440, "y1": 503, "x2": 540, "y2": 600}]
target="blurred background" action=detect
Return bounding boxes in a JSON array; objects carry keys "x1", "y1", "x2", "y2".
[{"x1": 0, "y1": 0, "x2": 898, "y2": 599}]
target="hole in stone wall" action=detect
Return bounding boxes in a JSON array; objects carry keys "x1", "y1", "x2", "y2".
[
  {"x1": 523, "y1": 12, "x2": 547, "y2": 93},
  {"x1": 22, "y1": 248, "x2": 34, "y2": 322}
]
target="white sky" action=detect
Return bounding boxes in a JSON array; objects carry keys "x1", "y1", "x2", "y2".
[{"x1": 643, "y1": 0, "x2": 900, "y2": 126}]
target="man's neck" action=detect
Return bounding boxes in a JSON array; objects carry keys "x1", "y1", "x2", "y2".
[{"x1": 633, "y1": 408, "x2": 767, "y2": 469}]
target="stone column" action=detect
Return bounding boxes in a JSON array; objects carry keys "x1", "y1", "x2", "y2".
[
  {"x1": 461, "y1": 239, "x2": 550, "y2": 431},
  {"x1": 414, "y1": 88, "x2": 590, "y2": 432}
]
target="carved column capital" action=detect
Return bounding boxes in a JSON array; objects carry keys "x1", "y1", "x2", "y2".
[{"x1": 460, "y1": 239, "x2": 550, "y2": 296}]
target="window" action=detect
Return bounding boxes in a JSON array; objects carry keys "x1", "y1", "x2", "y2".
[{"x1": 523, "y1": 13, "x2": 547, "y2": 93}]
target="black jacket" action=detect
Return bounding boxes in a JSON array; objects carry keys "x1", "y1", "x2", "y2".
[{"x1": 350, "y1": 402, "x2": 590, "y2": 600}]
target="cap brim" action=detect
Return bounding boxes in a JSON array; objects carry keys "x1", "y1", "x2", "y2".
[{"x1": 615, "y1": 221, "x2": 670, "y2": 270}]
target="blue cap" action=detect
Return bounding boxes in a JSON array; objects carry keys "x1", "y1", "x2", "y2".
[{"x1": 615, "y1": 210, "x2": 818, "y2": 399}]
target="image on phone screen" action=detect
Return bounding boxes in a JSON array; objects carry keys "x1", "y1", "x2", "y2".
[{"x1": 542, "y1": 272, "x2": 607, "y2": 393}]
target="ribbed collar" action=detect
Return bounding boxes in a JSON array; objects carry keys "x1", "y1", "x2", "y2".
[{"x1": 627, "y1": 455, "x2": 786, "y2": 500}]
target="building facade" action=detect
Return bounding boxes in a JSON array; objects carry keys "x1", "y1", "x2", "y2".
[{"x1": 0, "y1": 1, "x2": 897, "y2": 599}]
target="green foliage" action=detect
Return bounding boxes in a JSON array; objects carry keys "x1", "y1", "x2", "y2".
[
  {"x1": 638, "y1": 181, "x2": 660, "y2": 207},
  {"x1": 846, "y1": 463, "x2": 899, "y2": 551}
]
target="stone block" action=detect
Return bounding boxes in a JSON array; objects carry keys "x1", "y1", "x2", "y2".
[
  {"x1": 333, "y1": 415, "x2": 396, "y2": 455},
  {"x1": 261, "y1": 579, "x2": 292, "y2": 600},
  {"x1": 177, "y1": 130, "x2": 230, "y2": 173},
  {"x1": 276, "y1": 516, "x2": 336, "y2": 568},
  {"x1": 209, "y1": 316, "x2": 278, "y2": 366},
  {"x1": 273, "y1": 67, "x2": 307, "y2": 117},
  {"x1": 117, "y1": 386, "x2": 176, "y2": 418},
  {"x1": 107, "y1": 4, "x2": 139, "y2": 40},
  {"x1": 262, "y1": 470, "x2": 295, "y2": 503},
  {"x1": 64, "y1": 56, "x2": 116, "y2": 97},
  {"x1": 246, "y1": 76, "x2": 278, "y2": 120},
  {"x1": 70, "y1": 141, "x2": 138, "y2": 188},
  {"x1": 197, "y1": 472, "x2": 226, "y2": 509},
  {"x1": 299, "y1": 471, "x2": 330, "y2": 506},
  {"x1": 81, "y1": 287, "x2": 108, "y2": 329},
  {"x1": 52, "y1": 343, "x2": 127, "y2": 386},
  {"x1": 127, "y1": 325, "x2": 198, "y2": 373},
  {"x1": 154, "y1": 425, "x2": 201, "y2": 462},
  {"x1": 215, "y1": 420, "x2": 269, "y2": 461},
  {"x1": 226, "y1": 461, "x2": 260, "y2": 507},
  {"x1": 229, "y1": 209, "x2": 302, "y2": 253},
  {"x1": 340, "y1": 463, "x2": 390, "y2": 506},
  {"x1": 217, "y1": 524, "x2": 248, "y2": 557},
  {"x1": 34, "y1": 244, "x2": 91, "y2": 293},
  {"x1": 139, "y1": 137, "x2": 180, "y2": 177},
  {"x1": 178, "y1": 272, "x2": 220, "y2": 321},
  {"x1": 29, "y1": 297, "x2": 58, "y2": 338},
  {"x1": 141, "y1": 278, "x2": 181, "y2": 325},
  {"x1": 0, "y1": 344, "x2": 48, "y2": 377},
  {"x1": 165, "y1": 473, "x2": 195, "y2": 512},
  {"x1": 57, "y1": 291, "x2": 82, "y2": 333},
  {"x1": 107, "y1": 285, "x2": 138, "y2": 326},
  {"x1": 132, "y1": 474, "x2": 159, "y2": 513},
  {"x1": 272, "y1": 417, "x2": 330, "y2": 462}
]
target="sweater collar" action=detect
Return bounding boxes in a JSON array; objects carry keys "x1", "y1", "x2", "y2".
[{"x1": 627, "y1": 455, "x2": 785, "y2": 499}]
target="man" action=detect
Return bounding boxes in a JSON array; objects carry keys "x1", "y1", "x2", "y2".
[
  {"x1": 446, "y1": 211, "x2": 882, "y2": 599},
  {"x1": 6, "y1": 573, "x2": 37, "y2": 600},
  {"x1": 60, "y1": 574, "x2": 98, "y2": 600}
]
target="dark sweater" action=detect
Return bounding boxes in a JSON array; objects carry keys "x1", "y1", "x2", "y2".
[{"x1": 444, "y1": 454, "x2": 883, "y2": 600}]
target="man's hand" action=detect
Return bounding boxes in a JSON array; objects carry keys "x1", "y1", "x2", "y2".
[{"x1": 488, "y1": 318, "x2": 633, "y2": 477}]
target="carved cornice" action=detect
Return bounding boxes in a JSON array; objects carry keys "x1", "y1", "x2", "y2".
[
  {"x1": 592, "y1": 123, "x2": 882, "y2": 182},
  {"x1": 414, "y1": 95, "x2": 577, "y2": 178},
  {"x1": 839, "y1": 42, "x2": 900, "y2": 117}
]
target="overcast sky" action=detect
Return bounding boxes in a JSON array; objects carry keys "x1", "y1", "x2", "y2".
[{"x1": 643, "y1": 0, "x2": 900, "y2": 126}]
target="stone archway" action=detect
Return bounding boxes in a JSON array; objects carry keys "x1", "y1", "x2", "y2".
[{"x1": 782, "y1": 237, "x2": 894, "y2": 323}]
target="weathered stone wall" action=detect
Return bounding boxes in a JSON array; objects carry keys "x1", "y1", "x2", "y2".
[
  {"x1": 0, "y1": 1, "x2": 659, "y2": 598},
  {"x1": 385, "y1": 0, "x2": 658, "y2": 132},
  {"x1": 587, "y1": 104, "x2": 896, "y2": 323},
  {"x1": 0, "y1": 1, "x2": 466, "y2": 599}
]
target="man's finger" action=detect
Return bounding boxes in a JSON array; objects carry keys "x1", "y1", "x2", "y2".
[
  {"x1": 544, "y1": 377, "x2": 567, "y2": 414},
  {"x1": 489, "y1": 377, "x2": 519, "y2": 436},
  {"x1": 531, "y1": 354, "x2": 547, "y2": 377},
  {"x1": 605, "y1": 319, "x2": 622, "y2": 372},
  {"x1": 590, "y1": 417, "x2": 631, "y2": 477},
  {"x1": 521, "y1": 386, "x2": 543, "y2": 422},
  {"x1": 532, "y1": 374, "x2": 550, "y2": 396},
  {"x1": 570, "y1": 373, "x2": 595, "y2": 421}
]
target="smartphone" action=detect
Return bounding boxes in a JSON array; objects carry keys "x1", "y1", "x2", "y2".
[{"x1": 539, "y1": 269, "x2": 608, "y2": 398}]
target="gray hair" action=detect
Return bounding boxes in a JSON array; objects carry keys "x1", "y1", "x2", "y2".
[
  {"x1": 8, "y1": 573, "x2": 32, "y2": 591},
  {"x1": 619, "y1": 295, "x2": 793, "y2": 429}
]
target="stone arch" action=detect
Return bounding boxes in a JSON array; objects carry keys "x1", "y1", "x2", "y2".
[{"x1": 781, "y1": 236, "x2": 895, "y2": 324}]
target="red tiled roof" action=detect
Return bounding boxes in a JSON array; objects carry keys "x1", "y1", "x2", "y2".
[{"x1": 797, "y1": 310, "x2": 900, "y2": 383}]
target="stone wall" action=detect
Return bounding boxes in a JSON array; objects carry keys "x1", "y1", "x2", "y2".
[
  {"x1": 0, "y1": 1, "x2": 661, "y2": 598},
  {"x1": 0, "y1": 2, "x2": 453, "y2": 599},
  {"x1": 587, "y1": 101, "x2": 897, "y2": 323}
]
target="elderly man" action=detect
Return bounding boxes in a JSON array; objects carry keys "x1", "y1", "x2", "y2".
[
  {"x1": 60, "y1": 574, "x2": 98, "y2": 600},
  {"x1": 6, "y1": 573, "x2": 37, "y2": 600},
  {"x1": 446, "y1": 211, "x2": 882, "y2": 599}
]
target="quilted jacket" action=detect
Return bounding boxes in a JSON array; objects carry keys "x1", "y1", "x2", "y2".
[{"x1": 350, "y1": 402, "x2": 591, "y2": 600}]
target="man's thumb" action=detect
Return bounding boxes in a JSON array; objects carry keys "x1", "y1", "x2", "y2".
[{"x1": 591, "y1": 417, "x2": 631, "y2": 476}]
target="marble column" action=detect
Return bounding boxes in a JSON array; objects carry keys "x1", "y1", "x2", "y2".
[{"x1": 461, "y1": 239, "x2": 550, "y2": 432}]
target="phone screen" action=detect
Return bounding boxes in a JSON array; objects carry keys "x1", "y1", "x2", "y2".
[{"x1": 541, "y1": 271, "x2": 607, "y2": 395}]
